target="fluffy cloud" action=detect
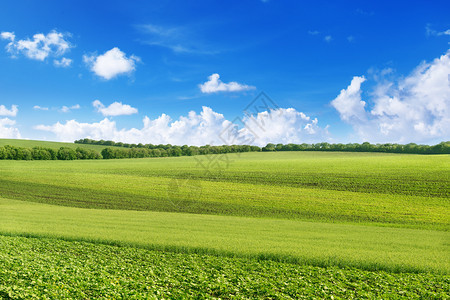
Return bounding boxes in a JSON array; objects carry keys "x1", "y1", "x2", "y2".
[
  {"x1": 331, "y1": 76, "x2": 367, "y2": 122},
  {"x1": 0, "y1": 118, "x2": 21, "y2": 138},
  {"x1": 53, "y1": 57, "x2": 72, "y2": 67},
  {"x1": 199, "y1": 74, "x2": 256, "y2": 93},
  {"x1": 0, "y1": 30, "x2": 71, "y2": 61},
  {"x1": 83, "y1": 48, "x2": 140, "y2": 80},
  {"x1": 93, "y1": 100, "x2": 138, "y2": 116},
  {"x1": 0, "y1": 104, "x2": 18, "y2": 117},
  {"x1": 34, "y1": 106, "x2": 328, "y2": 145},
  {"x1": 331, "y1": 50, "x2": 450, "y2": 143}
]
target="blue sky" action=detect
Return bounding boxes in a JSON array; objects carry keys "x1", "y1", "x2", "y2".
[{"x1": 0, "y1": 0, "x2": 449, "y2": 145}]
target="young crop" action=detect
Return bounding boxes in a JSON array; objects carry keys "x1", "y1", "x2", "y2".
[{"x1": 0, "y1": 235, "x2": 448, "y2": 299}]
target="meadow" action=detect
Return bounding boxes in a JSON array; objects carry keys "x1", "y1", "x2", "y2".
[
  {"x1": 0, "y1": 139, "x2": 112, "y2": 152},
  {"x1": 0, "y1": 142, "x2": 449, "y2": 298}
]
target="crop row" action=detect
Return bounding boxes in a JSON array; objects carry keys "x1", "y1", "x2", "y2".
[{"x1": 0, "y1": 235, "x2": 448, "y2": 299}]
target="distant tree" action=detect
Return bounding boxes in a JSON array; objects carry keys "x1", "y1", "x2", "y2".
[{"x1": 57, "y1": 147, "x2": 77, "y2": 160}]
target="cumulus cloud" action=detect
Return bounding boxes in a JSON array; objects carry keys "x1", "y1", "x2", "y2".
[
  {"x1": 331, "y1": 50, "x2": 450, "y2": 143},
  {"x1": 324, "y1": 35, "x2": 333, "y2": 42},
  {"x1": 331, "y1": 76, "x2": 367, "y2": 122},
  {"x1": 93, "y1": 100, "x2": 138, "y2": 117},
  {"x1": 33, "y1": 105, "x2": 49, "y2": 111},
  {"x1": 199, "y1": 74, "x2": 256, "y2": 93},
  {"x1": 0, "y1": 118, "x2": 21, "y2": 138},
  {"x1": 60, "y1": 104, "x2": 80, "y2": 113},
  {"x1": 0, "y1": 30, "x2": 71, "y2": 61},
  {"x1": 0, "y1": 32, "x2": 15, "y2": 41},
  {"x1": 0, "y1": 104, "x2": 18, "y2": 117},
  {"x1": 83, "y1": 47, "x2": 140, "y2": 80},
  {"x1": 53, "y1": 57, "x2": 72, "y2": 67},
  {"x1": 34, "y1": 106, "x2": 328, "y2": 145}
]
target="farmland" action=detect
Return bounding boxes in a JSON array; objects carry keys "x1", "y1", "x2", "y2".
[{"x1": 0, "y1": 146, "x2": 449, "y2": 298}]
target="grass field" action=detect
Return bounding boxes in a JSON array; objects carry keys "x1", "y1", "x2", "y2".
[
  {"x1": 0, "y1": 148, "x2": 449, "y2": 298},
  {"x1": 0, "y1": 138, "x2": 112, "y2": 152}
]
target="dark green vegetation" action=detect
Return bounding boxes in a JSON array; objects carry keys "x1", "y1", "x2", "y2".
[
  {"x1": 77, "y1": 138, "x2": 450, "y2": 154},
  {"x1": 1, "y1": 236, "x2": 448, "y2": 299},
  {"x1": 0, "y1": 145, "x2": 102, "y2": 160},
  {"x1": 1, "y1": 138, "x2": 449, "y2": 161},
  {"x1": 0, "y1": 146, "x2": 449, "y2": 298}
]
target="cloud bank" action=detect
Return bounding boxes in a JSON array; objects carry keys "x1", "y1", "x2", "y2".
[
  {"x1": 34, "y1": 106, "x2": 329, "y2": 146},
  {"x1": 199, "y1": 74, "x2": 256, "y2": 93},
  {"x1": 83, "y1": 47, "x2": 140, "y2": 80},
  {"x1": 331, "y1": 50, "x2": 450, "y2": 143}
]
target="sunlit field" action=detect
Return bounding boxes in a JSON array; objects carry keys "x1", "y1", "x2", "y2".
[{"x1": 1, "y1": 150, "x2": 449, "y2": 297}]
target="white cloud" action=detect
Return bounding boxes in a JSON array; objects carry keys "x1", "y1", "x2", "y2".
[
  {"x1": 199, "y1": 73, "x2": 256, "y2": 93},
  {"x1": 60, "y1": 104, "x2": 80, "y2": 113},
  {"x1": 34, "y1": 106, "x2": 329, "y2": 146},
  {"x1": 331, "y1": 76, "x2": 367, "y2": 122},
  {"x1": 83, "y1": 47, "x2": 139, "y2": 80},
  {"x1": 426, "y1": 25, "x2": 450, "y2": 37},
  {"x1": 93, "y1": 100, "x2": 138, "y2": 117},
  {"x1": 239, "y1": 108, "x2": 329, "y2": 146},
  {"x1": 54, "y1": 57, "x2": 72, "y2": 67},
  {"x1": 0, "y1": 32, "x2": 15, "y2": 41},
  {"x1": 1, "y1": 30, "x2": 71, "y2": 61},
  {"x1": 33, "y1": 105, "x2": 49, "y2": 111},
  {"x1": 331, "y1": 50, "x2": 450, "y2": 143},
  {"x1": 308, "y1": 30, "x2": 320, "y2": 35},
  {"x1": 324, "y1": 35, "x2": 333, "y2": 42},
  {"x1": 0, "y1": 104, "x2": 18, "y2": 117},
  {"x1": 138, "y1": 24, "x2": 218, "y2": 55},
  {"x1": 0, "y1": 118, "x2": 21, "y2": 138}
]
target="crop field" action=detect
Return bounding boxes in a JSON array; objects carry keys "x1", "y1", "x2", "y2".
[
  {"x1": 0, "y1": 147, "x2": 449, "y2": 298},
  {"x1": 0, "y1": 139, "x2": 113, "y2": 152},
  {"x1": 1, "y1": 236, "x2": 448, "y2": 299}
]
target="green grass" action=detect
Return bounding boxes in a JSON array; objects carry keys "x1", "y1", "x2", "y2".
[
  {"x1": 1, "y1": 198, "x2": 448, "y2": 274},
  {"x1": 1, "y1": 235, "x2": 448, "y2": 299},
  {"x1": 0, "y1": 150, "x2": 448, "y2": 297},
  {"x1": 0, "y1": 152, "x2": 448, "y2": 230},
  {"x1": 0, "y1": 138, "x2": 112, "y2": 152}
]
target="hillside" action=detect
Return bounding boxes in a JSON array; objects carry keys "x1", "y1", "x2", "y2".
[{"x1": 0, "y1": 139, "x2": 113, "y2": 152}]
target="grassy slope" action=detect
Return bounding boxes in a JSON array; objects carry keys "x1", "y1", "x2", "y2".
[
  {"x1": 0, "y1": 152, "x2": 448, "y2": 230},
  {"x1": 0, "y1": 138, "x2": 111, "y2": 151},
  {"x1": 1, "y1": 198, "x2": 448, "y2": 273},
  {"x1": 1, "y1": 235, "x2": 448, "y2": 299},
  {"x1": 0, "y1": 150, "x2": 448, "y2": 297}
]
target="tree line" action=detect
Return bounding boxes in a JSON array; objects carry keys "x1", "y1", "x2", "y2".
[
  {"x1": 261, "y1": 141, "x2": 450, "y2": 154},
  {"x1": 76, "y1": 139, "x2": 450, "y2": 156},
  {"x1": 0, "y1": 145, "x2": 101, "y2": 160},
  {"x1": 0, "y1": 140, "x2": 447, "y2": 161}
]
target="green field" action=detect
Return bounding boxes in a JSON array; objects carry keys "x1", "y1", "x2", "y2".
[
  {"x1": 1, "y1": 236, "x2": 448, "y2": 299},
  {"x1": 0, "y1": 148, "x2": 449, "y2": 298},
  {"x1": 0, "y1": 138, "x2": 112, "y2": 152}
]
